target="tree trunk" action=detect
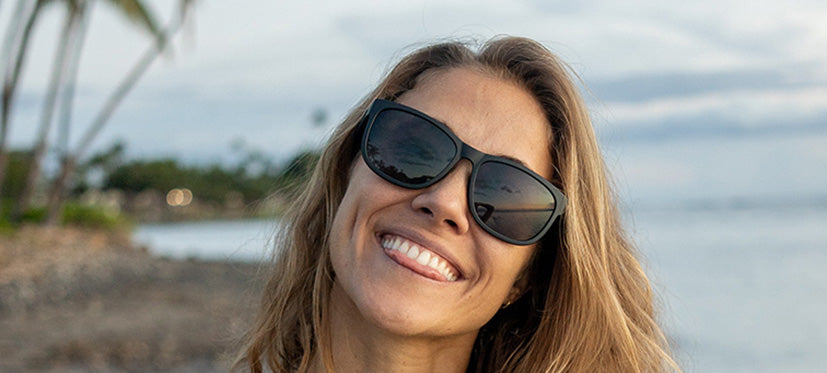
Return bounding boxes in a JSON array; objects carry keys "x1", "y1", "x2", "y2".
[
  {"x1": 42, "y1": 1, "x2": 91, "y2": 226},
  {"x1": 12, "y1": 3, "x2": 80, "y2": 221},
  {"x1": 56, "y1": 1, "x2": 91, "y2": 157},
  {"x1": 0, "y1": 0, "x2": 43, "y2": 201},
  {"x1": 44, "y1": 156, "x2": 75, "y2": 225},
  {"x1": 1, "y1": 1, "x2": 31, "y2": 75}
]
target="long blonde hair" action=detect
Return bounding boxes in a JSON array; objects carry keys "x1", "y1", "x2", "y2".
[{"x1": 237, "y1": 36, "x2": 677, "y2": 372}]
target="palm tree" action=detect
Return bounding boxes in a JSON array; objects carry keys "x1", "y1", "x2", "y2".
[
  {"x1": 0, "y1": 0, "x2": 44, "y2": 202},
  {"x1": 11, "y1": 0, "x2": 167, "y2": 221},
  {"x1": 10, "y1": 0, "x2": 87, "y2": 220},
  {"x1": 43, "y1": 0, "x2": 194, "y2": 225}
]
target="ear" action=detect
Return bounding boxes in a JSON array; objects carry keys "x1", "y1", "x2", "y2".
[{"x1": 502, "y1": 271, "x2": 531, "y2": 308}]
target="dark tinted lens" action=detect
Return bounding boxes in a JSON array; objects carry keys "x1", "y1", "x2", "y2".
[
  {"x1": 365, "y1": 109, "x2": 457, "y2": 185},
  {"x1": 472, "y1": 161, "x2": 556, "y2": 241}
]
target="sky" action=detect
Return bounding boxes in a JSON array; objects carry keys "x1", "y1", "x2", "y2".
[{"x1": 2, "y1": 0, "x2": 826, "y2": 205}]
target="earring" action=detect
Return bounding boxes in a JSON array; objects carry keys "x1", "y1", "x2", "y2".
[{"x1": 501, "y1": 299, "x2": 513, "y2": 309}]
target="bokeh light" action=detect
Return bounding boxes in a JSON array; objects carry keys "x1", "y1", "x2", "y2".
[{"x1": 166, "y1": 188, "x2": 193, "y2": 207}]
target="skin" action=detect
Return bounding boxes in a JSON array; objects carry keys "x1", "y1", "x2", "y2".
[{"x1": 317, "y1": 67, "x2": 553, "y2": 372}]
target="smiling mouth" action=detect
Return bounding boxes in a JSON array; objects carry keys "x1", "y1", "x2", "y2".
[{"x1": 380, "y1": 234, "x2": 460, "y2": 282}]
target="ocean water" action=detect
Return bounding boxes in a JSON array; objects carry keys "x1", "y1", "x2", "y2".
[
  {"x1": 631, "y1": 204, "x2": 827, "y2": 372},
  {"x1": 133, "y1": 219, "x2": 279, "y2": 262},
  {"x1": 134, "y1": 204, "x2": 827, "y2": 372}
]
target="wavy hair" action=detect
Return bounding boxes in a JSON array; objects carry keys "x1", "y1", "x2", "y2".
[{"x1": 236, "y1": 36, "x2": 677, "y2": 372}]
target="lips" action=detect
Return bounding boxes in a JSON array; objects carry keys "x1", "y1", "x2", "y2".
[{"x1": 380, "y1": 234, "x2": 460, "y2": 282}]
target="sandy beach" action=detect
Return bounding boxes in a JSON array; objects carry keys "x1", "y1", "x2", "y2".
[{"x1": 0, "y1": 226, "x2": 264, "y2": 372}]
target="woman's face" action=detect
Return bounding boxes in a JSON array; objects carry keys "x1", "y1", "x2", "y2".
[{"x1": 328, "y1": 67, "x2": 553, "y2": 341}]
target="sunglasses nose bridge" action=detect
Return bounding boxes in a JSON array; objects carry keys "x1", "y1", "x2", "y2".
[
  {"x1": 411, "y1": 159, "x2": 473, "y2": 235},
  {"x1": 458, "y1": 143, "x2": 485, "y2": 165},
  {"x1": 456, "y1": 143, "x2": 485, "y2": 180}
]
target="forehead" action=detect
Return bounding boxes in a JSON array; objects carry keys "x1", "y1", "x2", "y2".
[{"x1": 396, "y1": 68, "x2": 553, "y2": 179}]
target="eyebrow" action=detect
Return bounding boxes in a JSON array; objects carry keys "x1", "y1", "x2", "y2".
[{"x1": 496, "y1": 154, "x2": 529, "y2": 167}]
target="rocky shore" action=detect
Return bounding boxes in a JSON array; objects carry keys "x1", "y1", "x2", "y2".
[{"x1": 0, "y1": 226, "x2": 264, "y2": 372}]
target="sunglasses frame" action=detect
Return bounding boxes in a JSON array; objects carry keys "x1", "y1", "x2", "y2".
[{"x1": 359, "y1": 99, "x2": 567, "y2": 245}]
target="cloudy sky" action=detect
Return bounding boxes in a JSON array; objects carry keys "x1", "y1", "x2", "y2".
[{"x1": 3, "y1": 0, "x2": 826, "y2": 204}]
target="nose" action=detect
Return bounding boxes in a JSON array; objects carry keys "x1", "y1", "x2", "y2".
[{"x1": 410, "y1": 160, "x2": 472, "y2": 236}]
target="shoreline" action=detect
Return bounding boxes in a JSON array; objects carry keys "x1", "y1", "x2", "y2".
[{"x1": 0, "y1": 226, "x2": 264, "y2": 372}]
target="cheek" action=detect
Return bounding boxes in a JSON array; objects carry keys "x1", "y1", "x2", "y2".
[
  {"x1": 328, "y1": 181, "x2": 361, "y2": 277},
  {"x1": 328, "y1": 160, "x2": 399, "y2": 276},
  {"x1": 482, "y1": 243, "x2": 537, "y2": 295}
]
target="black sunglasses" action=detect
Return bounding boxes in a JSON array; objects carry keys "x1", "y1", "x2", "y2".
[{"x1": 360, "y1": 99, "x2": 566, "y2": 245}]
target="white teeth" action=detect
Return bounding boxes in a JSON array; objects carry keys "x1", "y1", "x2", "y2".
[
  {"x1": 406, "y1": 245, "x2": 419, "y2": 259},
  {"x1": 428, "y1": 256, "x2": 439, "y2": 268},
  {"x1": 381, "y1": 235, "x2": 459, "y2": 282},
  {"x1": 398, "y1": 240, "x2": 410, "y2": 255},
  {"x1": 416, "y1": 251, "x2": 431, "y2": 265}
]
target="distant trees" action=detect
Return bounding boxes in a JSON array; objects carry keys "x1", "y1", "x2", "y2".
[
  {"x1": 98, "y1": 146, "x2": 320, "y2": 220},
  {"x1": 105, "y1": 160, "x2": 256, "y2": 206},
  {"x1": 104, "y1": 149, "x2": 320, "y2": 205},
  {"x1": 0, "y1": 137, "x2": 322, "y2": 223}
]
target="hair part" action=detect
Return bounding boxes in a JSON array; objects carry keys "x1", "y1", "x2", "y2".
[{"x1": 236, "y1": 36, "x2": 678, "y2": 372}]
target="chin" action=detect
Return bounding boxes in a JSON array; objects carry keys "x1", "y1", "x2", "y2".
[{"x1": 361, "y1": 288, "x2": 488, "y2": 339}]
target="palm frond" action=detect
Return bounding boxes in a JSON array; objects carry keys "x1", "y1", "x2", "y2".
[{"x1": 101, "y1": 0, "x2": 163, "y2": 45}]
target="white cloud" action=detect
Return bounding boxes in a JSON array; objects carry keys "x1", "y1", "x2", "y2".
[{"x1": 599, "y1": 86, "x2": 827, "y2": 128}]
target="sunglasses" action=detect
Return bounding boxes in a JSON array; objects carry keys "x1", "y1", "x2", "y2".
[{"x1": 360, "y1": 99, "x2": 567, "y2": 245}]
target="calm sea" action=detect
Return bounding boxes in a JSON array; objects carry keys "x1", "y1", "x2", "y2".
[
  {"x1": 134, "y1": 204, "x2": 827, "y2": 372},
  {"x1": 630, "y1": 203, "x2": 827, "y2": 372},
  {"x1": 133, "y1": 218, "x2": 280, "y2": 262}
]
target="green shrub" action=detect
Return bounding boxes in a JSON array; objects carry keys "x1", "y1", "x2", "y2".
[
  {"x1": 0, "y1": 218, "x2": 14, "y2": 235},
  {"x1": 61, "y1": 203, "x2": 129, "y2": 229},
  {"x1": 19, "y1": 206, "x2": 46, "y2": 223}
]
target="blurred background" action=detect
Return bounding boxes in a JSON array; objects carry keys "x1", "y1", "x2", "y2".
[{"x1": 0, "y1": 0, "x2": 825, "y2": 372}]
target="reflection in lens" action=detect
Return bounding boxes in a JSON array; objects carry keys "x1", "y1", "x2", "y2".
[
  {"x1": 366, "y1": 109, "x2": 456, "y2": 185},
  {"x1": 473, "y1": 161, "x2": 555, "y2": 241}
]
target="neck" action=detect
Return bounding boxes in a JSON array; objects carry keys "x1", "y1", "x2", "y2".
[{"x1": 310, "y1": 283, "x2": 477, "y2": 373}]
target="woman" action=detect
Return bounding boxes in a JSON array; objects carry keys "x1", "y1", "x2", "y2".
[{"x1": 237, "y1": 36, "x2": 677, "y2": 372}]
